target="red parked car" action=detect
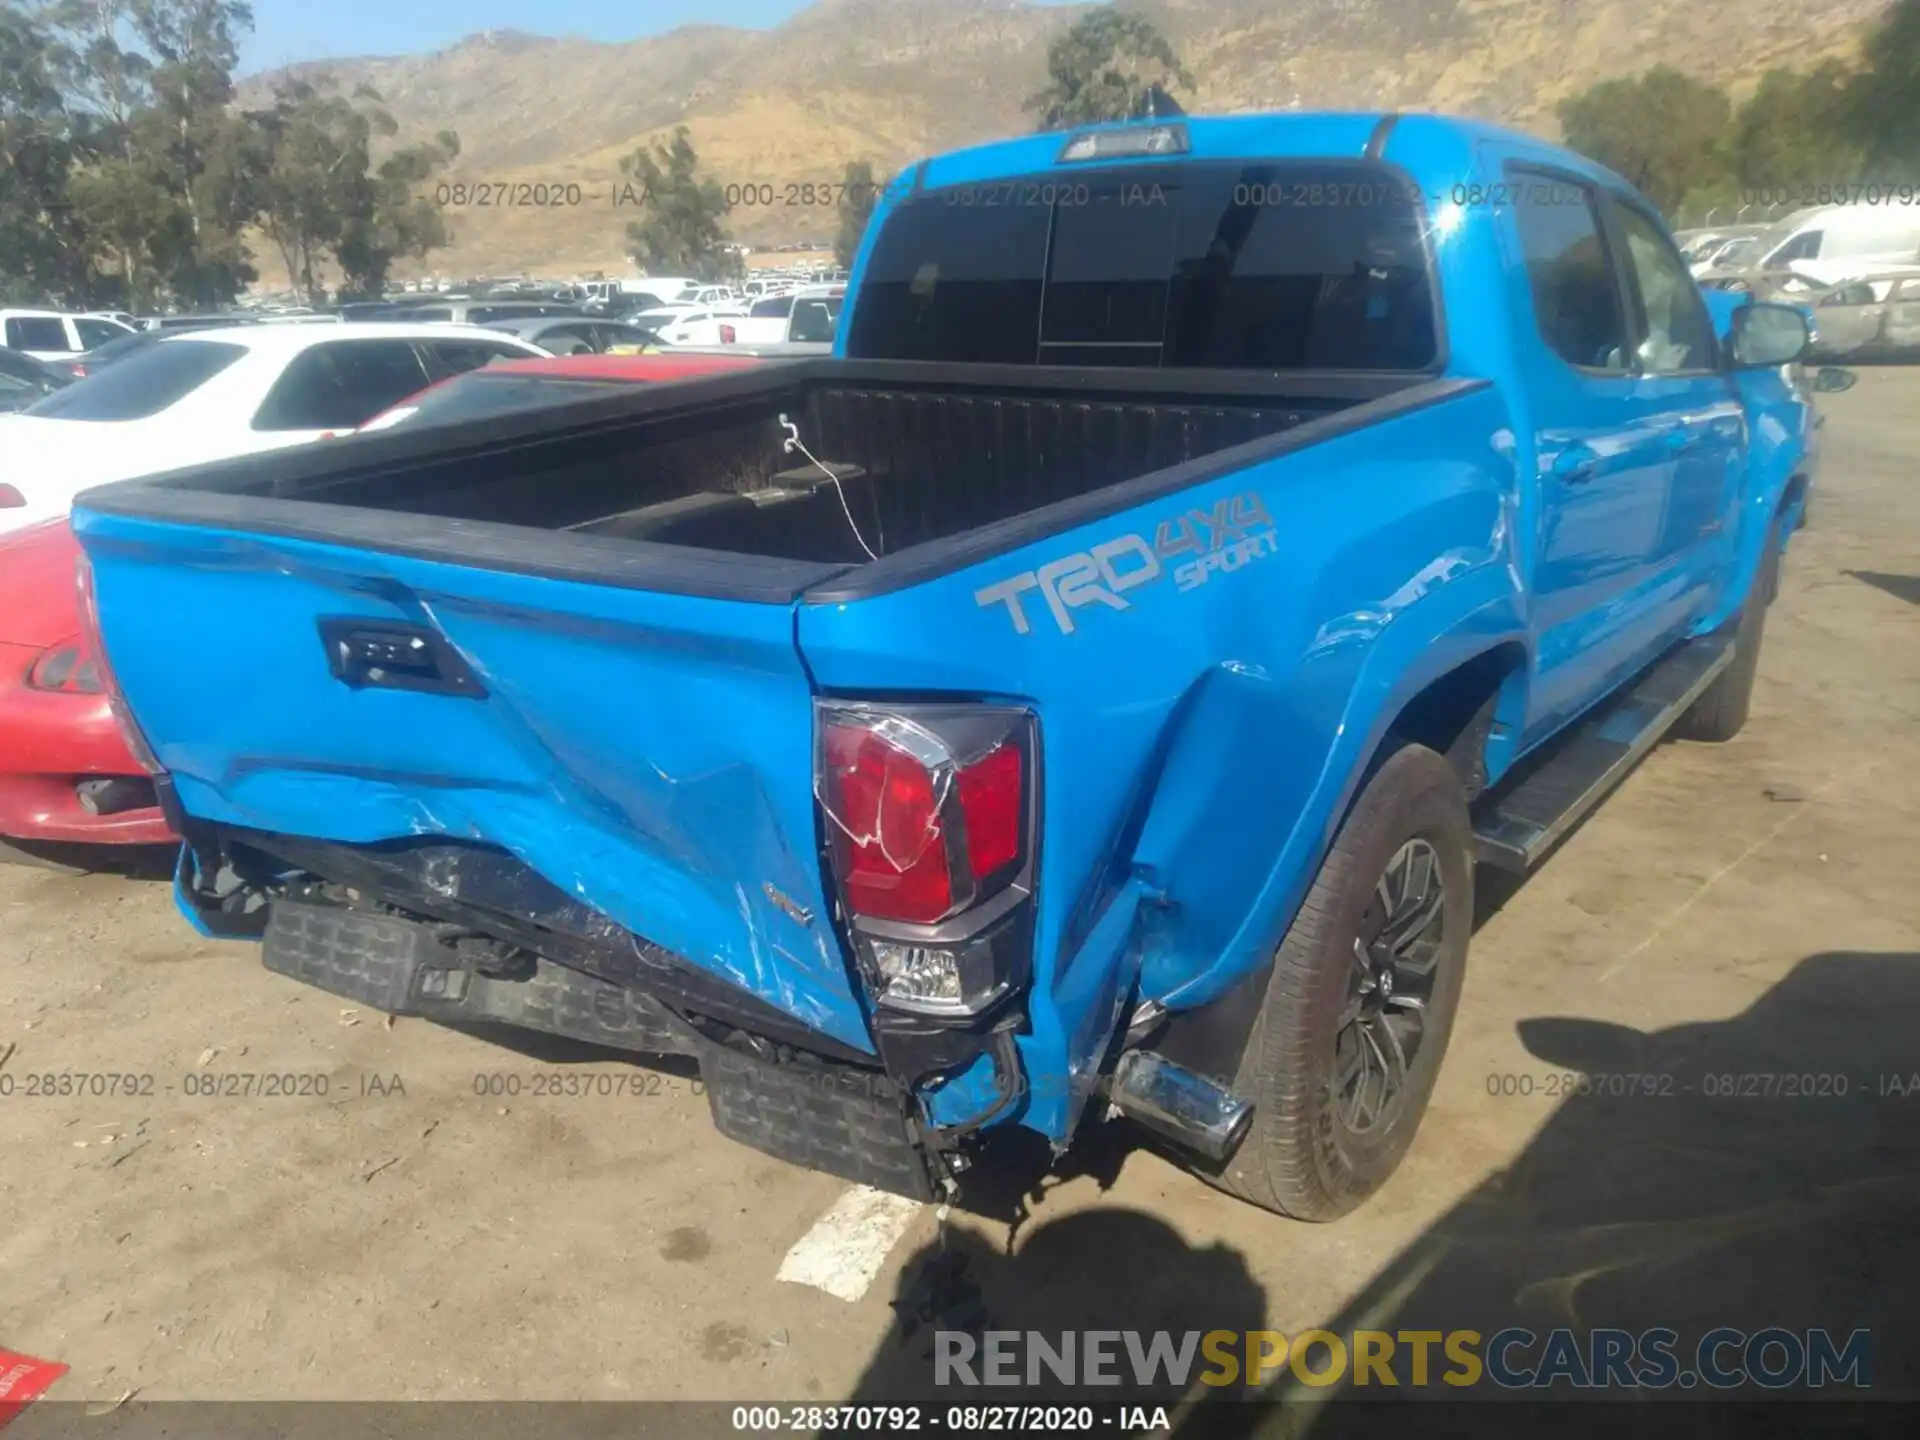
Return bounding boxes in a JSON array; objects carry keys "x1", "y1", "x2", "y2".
[
  {"x1": 0, "y1": 518, "x2": 173, "y2": 849},
  {"x1": 1, "y1": 351, "x2": 769, "y2": 859}
]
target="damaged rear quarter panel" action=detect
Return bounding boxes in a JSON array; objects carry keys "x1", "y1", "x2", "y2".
[{"x1": 797, "y1": 383, "x2": 1524, "y2": 1139}]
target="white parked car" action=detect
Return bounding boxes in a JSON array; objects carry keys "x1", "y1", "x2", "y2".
[
  {"x1": 630, "y1": 305, "x2": 750, "y2": 346},
  {"x1": 732, "y1": 286, "x2": 845, "y2": 347},
  {"x1": 1729, "y1": 202, "x2": 1920, "y2": 287},
  {"x1": 1, "y1": 309, "x2": 137, "y2": 363},
  {"x1": 0, "y1": 322, "x2": 548, "y2": 537}
]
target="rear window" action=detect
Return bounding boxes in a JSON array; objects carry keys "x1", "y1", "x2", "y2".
[
  {"x1": 847, "y1": 161, "x2": 1439, "y2": 369},
  {"x1": 789, "y1": 296, "x2": 843, "y2": 344},
  {"x1": 361, "y1": 373, "x2": 626, "y2": 432},
  {"x1": 25, "y1": 339, "x2": 247, "y2": 420}
]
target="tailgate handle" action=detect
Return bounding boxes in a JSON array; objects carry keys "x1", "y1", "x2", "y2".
[{"x1": 319, "y1": 619, "x2": 486, "y2": 699}]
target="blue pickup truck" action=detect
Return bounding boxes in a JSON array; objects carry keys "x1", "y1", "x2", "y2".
[{"x1": 72, "y1": 112, "x2": 1829, "y2": 1221}]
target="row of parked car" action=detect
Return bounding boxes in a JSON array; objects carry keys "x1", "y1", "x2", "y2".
[
  {"x1": 0, "y1": 278, "x2": 849, "y2": 417},
  {"x1": 0, "y1": 340, "x2": 768, "y2": 856},
  {"x1": 1673, "y1": 201, "x2": 1920, "y2": 360}
]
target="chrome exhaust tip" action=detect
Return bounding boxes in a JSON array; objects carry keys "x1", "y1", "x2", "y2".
[{"x1": 1109, "y1": 1049, "x2": 1254, "y2": 1163}]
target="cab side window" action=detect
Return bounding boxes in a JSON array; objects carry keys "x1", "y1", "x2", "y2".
[{"x1": 1510, "y1": 176, "x2": 1631, "y2": 374}]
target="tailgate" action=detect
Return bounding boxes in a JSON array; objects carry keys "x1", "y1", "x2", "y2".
[{"x1": 73, "y1": 509, "x2": 872, "y2": 1052}]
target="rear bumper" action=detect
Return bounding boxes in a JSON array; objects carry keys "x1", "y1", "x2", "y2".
[
  {"x1": 259, "y1": 895, "x2": 942, "y2": 1199},
  {"x1": 0, "y1": 661, "x2": 173, "y2": 845}
]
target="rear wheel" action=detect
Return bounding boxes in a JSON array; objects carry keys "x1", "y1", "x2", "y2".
[{"x1": 1211, "y1": 744, "x2": 1472, "y2": 1221}]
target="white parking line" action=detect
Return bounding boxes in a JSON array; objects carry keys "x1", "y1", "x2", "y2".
[{"x1": 776, "y1": 1185, "x2": 925, "y2": 1302}]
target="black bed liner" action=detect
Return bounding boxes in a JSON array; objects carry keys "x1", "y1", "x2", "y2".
[{"x1": 76, "y1": 358, "x2": 1487, "y2": 604}]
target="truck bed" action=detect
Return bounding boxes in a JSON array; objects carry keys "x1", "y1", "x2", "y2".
[{"x1": 81, "y1": 360, "x2": 1444, "y2": 597}]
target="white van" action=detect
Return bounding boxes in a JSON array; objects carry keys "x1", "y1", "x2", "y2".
[{"x1": 1747, "y1": 203, "x2": 1920, "y2": 286}]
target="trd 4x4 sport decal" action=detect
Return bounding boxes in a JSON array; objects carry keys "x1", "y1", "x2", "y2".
[{"x1": 974, "y1": 493, "x2": 1279, "y2": 636}]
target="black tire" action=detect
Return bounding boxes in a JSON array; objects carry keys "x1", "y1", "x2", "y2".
[
  {"x1": 1209, "y1": 744, "x2": 1473, "y2": 1221},
  {"x1": 1674, "y1": 529, "x2": 1780, "y2": 744}
]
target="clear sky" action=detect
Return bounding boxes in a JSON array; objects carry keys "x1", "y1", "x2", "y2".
[{"x1": 242, "y1": 0, "x2": 1077, "y2": 74}]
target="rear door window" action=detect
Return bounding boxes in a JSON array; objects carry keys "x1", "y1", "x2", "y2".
[
  {"x1": 74, "y1": 317, "x2": 130, "y2": 349},
  {"x1": 1509, "y1": 176, "x2": 1632, "y2": 374},
  {"x1": 422, "y1": 339, "x2": 531, "y2": 378},
  {"x1": 535, "y1": 324, "x2": 599, "y2": 354},
  {"x1": 846, "y1": 161, "x2": 1438, "y2": 369},
  {"x1": 25, "y1": 339, "x2": 248, "y2": 420},
  {"x1": 5, "y1": 316, "x2": 73, "y2": 352},
  {"x1": 251, "y1": 340, "x2": 432, "y2": 431}
]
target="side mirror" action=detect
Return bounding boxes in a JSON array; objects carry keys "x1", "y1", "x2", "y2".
[
  {"x1": 1812, "y1": 366, "x2": 1859, "y2": 394},
  {"x1": 1729, "y1": 302, "x2": 1811, "y2": 368}
]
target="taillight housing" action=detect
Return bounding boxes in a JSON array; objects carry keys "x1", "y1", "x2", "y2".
[
  {"x1": 25, "y1": 636, "x2": 103, "y2": 693},
  {"x1": 816, "y1": 702, "x2": 1036, "y2": 1018},
  {"x1": 75, "y1": 547, "x2": 165, "y2": 775}
]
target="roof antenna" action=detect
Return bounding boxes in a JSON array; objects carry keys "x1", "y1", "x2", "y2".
[{"x1": 1139, "y1": 83, "x2": 1185, "y2": 120}]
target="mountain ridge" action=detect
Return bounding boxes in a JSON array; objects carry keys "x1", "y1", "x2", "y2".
[{"x1": 236, "y1": 0, "x2": 1895, "y2": 278}]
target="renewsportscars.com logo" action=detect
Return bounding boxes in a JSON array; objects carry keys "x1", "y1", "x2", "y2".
[
  {"x1": 975, "y1": 493, "x2": 1280, "y2": 636},
  {"x1": 934, "y1": 1326, "x2": 1874, "y2": 1392}
]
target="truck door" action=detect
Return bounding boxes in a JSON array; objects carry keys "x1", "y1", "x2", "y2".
[
  {"x1": 1496, "y1": 163, "x2": 1720, "y2": 743},
  {"x1": 1596, "y1": 192, "x2": 1746, "y2": 618}
]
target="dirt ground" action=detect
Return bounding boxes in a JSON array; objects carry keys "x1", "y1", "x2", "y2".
[{"x1": 3, "y1": 370, "x2": 1917, "y2": 1414}]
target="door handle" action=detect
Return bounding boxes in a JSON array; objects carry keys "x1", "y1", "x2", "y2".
[
  {"x1": 318, "y1": 619, "x2": 487, "y2": 699},
  {"x1": 1550, "y1": 446, "x2": 1599, "y2": 484}
]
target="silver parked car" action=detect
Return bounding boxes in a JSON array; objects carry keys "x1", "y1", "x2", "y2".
[{"x1": 1803, "y1": 272, "x2": 1920, "y2": 359}]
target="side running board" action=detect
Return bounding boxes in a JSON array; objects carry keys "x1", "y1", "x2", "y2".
[{"x1": 1472, "y1": 634, "x2": 1736, "y2": 872}]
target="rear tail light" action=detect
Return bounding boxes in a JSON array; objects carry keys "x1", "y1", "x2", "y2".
[
  {"x1": 74, "y1": 546, "x2": 165, "y2": 775},
  {"x1": 718, "y1": 324, "x2": 737, "y2": 344},
  {"x1": 26, "y1": 637, "x2": 103, "y2": 694},
  {"x1": 816, "y1": 703, "x2": 1036, "y2": 1017},
  {"x1": 0, "y1": 484, "x2": 24, "y2": 509}
]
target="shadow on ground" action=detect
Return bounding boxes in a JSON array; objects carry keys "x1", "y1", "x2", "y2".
[
  {"x1": 838, "y1": 951, "x2": 1920, "y2": 1432},
  {"x1": 0, "y1": 837, "x2": 177, "y2": 880},
  {"x1": 1847, "y1": 571, "x2": 1920, "y2": 607}
]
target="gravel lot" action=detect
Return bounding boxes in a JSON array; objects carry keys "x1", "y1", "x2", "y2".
[{"x1": 3, "y1": 370, "x2": 1917, "y2": 1415}]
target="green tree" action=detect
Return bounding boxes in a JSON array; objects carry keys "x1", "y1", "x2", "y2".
[
  {"x1": 254, "y1": 76, "x2": 460, "y2": 303},
  {"x1": 1847, "y1": 0, "x2": 1920, "y2": 175},
  {"x1": 1025, "y1": 5, "x2": 1194, "y2": 132},
  {"x1": 2, "y1": 0, "x2": 259, "y2": 308},
  {"x1": 334, "y1": 127, "x2": 460, "y2": 298},
  {"x1": 619, "y1": 126, "x2": 734, "y2": 281},
  {"x1": 131, "y1": 0, "x2": 261, "y2": 306},
  {"x1": 0, "y1": 2, "x2": 92, "y2": 303},
  {"x1": 1731, "y1": 63, "x2": 1864, "y2": 190},
  {"x1": 254, "y1": 77, "x2": 362, "y2": 304},
  {"x1": 835, "y1": 159, "x2": 878, "y2": 270},
  {"x1": 1557, "y1": 65, "x2": 1734, "y2": 215}
]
